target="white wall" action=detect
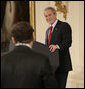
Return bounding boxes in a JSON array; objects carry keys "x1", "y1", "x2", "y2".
[
  {"x1": 35, "y1": 1, "x2": 84, "y2": 88},
  {"x1": 66, "y1": 1, "x2": 84, "y2": 88},
  {"x1": 35, "y1": 1, "x2": 49, "y2": 43}
]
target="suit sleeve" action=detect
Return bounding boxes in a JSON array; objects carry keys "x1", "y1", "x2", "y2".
[
  {"x1": 40, "y1": 57, "x2": 58, "y2": 88},
  {"x1": 45, "y1": 30, "x2": 48, "y2": 45},
  {"x1": 45, "y1": 28, "x2": 50, "y2": 45},
  {"x1": 58, "y1": 23, "x2": 72, "y2": 51}
]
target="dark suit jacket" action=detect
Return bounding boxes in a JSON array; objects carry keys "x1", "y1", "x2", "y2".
[
  {"x1": 1, "y1": 45, "x2": 58, "y2": 88},
  {"x1": 45, "y1": 20, "x2": 72, "y2": 72}
]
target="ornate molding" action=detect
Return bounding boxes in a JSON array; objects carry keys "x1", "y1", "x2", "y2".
[{"x1": 55, "y1": 1, "x2": 68, "y2": 20}]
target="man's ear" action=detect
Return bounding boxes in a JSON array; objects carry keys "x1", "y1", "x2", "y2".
[
  {"x1": 33, "y1": 32, "x2": 35, "y2": 41},
  {"x1": 32, "y1": 32, "x2": 35, "y2": 42},
  {"x1": 11, "y1": 37, "x2": 16, "y2": 44}
]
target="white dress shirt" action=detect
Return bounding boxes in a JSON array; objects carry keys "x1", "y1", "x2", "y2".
[
  {"x1": 51, "y1": 19, "x2": 58, "y2": 32},
  {"x1": 48, "y1": 19, "x2": 60, "y2": 49},
  {"x1": 15, "y1": 43, "x2": 32, "y2": 48}
]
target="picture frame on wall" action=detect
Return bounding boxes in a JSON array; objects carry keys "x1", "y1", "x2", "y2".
[{"x1": 1, "y1": 1, "x2": 35, "y2": 55}]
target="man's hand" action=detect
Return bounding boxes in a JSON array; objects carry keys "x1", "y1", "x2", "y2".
[{"x1": 49, "y1": 45, "x2": 59, "y2": 52}]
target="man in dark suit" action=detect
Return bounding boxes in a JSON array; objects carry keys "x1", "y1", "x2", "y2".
[
  {"x1": 1, "y1": 22, "x2": 58, "y2": 88},
  {"x1": 44, "y1": 7, "x2": 72, "y2": 88}
]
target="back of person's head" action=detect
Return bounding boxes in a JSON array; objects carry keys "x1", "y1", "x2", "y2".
[{"x1": 11, "y1": 22, "x2": 34, "y2": 43}]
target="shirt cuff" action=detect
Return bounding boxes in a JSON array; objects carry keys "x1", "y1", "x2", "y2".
[{"x1": 56, "y1": 45, "x2": 60, "y2": 49}]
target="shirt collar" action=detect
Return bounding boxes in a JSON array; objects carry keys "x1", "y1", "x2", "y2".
[
  {"x1": 51, "y1": 19, "x2": 58, "y2": 29},
  {"x1": 15, "y1": 43, "x2": 32, "y2": 48}
]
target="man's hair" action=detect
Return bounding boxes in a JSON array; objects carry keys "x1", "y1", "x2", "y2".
[
  {"x1": 44, "y1": 7, "x2": 56, "y2": 14},
  {"x1": 11, "y1": 22, "x2": 34, "y2": 43}
]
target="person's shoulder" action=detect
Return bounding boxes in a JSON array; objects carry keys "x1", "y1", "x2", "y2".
[
  {"x1": 46, "y1": 27, "x2": 50, "y2": 32},
  {"x1": 1, "y1": 51, "x2": 12, "y2": 60},
  {"x1": 32, "y1": 50, "x2": 49, "y2": 62},
  {"x1": 59, "y1": 20, "x2": 71, "y2": 27},
  {"x1": 1, "y1": 52, "x2": 12, "y2": 64}
]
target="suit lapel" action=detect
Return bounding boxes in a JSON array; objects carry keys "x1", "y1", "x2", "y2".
[
  {"x1": 46, "y1": 27, "x2": 50, "y2": 45},
  {"x1": 50, "y1": 20, "x2": 61, "y2": 44},
  {"x1": 46, "y1": 20, "x2": 62, "y2": 45}
]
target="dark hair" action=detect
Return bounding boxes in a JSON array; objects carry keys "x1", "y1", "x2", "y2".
[
  {"x1": 44, "y1": 7, "x2": 56, "y2": 14},
  {"x1": 11, "y1": 22, "x2": 34, "y2": 43}
]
